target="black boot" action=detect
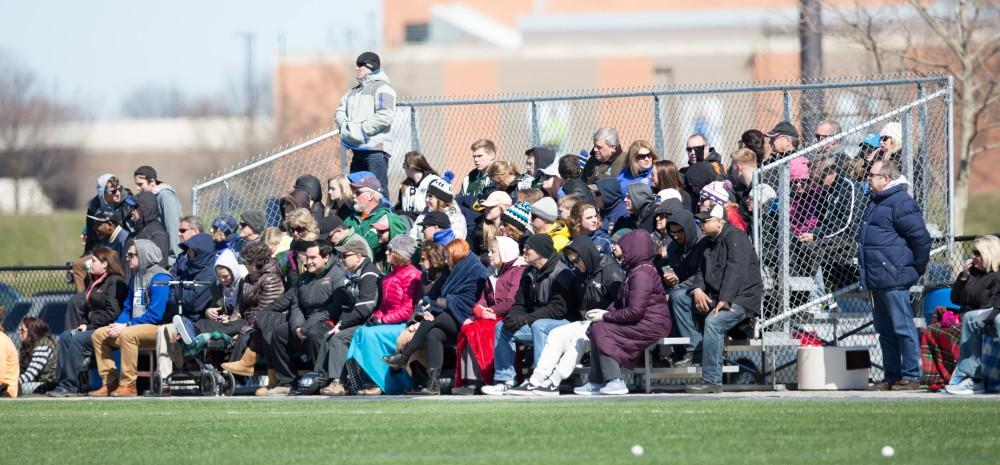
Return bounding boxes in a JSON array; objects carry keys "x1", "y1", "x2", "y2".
[
  {"x1": 382, "y1": 352, "x2": 406, "y2": 371},
  {"x1": 410, "y1": 368, "x2": 441, "y2": 396}
]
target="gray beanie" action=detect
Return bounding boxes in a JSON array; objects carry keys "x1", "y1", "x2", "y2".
[
  {"x1": 388, "y1": 235, "x2": 418, "y2": 261},
  {"x1": 531, "y1": 197, "x2": 558, "y2": 222},
  {"x1": 240, "y1": 210, "x2": 267, "y2": 234}
]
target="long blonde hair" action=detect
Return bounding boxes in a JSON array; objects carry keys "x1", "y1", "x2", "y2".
[
  {"x1": 625, "y1": 139, "x2": 658, "y2": 177},
  {"x1": 973, "y1": 235, "x2": 1000, "y2": 273}
]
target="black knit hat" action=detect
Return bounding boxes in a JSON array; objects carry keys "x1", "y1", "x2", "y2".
[
  {"x1": 524, "y1": 234, "x2": 556, "y2": 259},
  {"x1": 419, "y1": 211, "x2": 451, "y2": 229},
  {"x1": 356, "y1": 51, "x2": 380, "y2": 71}
]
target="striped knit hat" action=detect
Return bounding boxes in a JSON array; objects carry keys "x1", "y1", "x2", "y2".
[
  {"x1": 699, "y1": 180, "x2": 732, "y2": 206},
  {"x1": 501, "y1": 201, "x2": 532, "y2": 234}
]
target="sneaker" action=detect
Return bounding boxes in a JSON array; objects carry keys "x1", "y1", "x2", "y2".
[
  {"x1": 173, "y1": 315, "x2": 195, "y2": 346},
  {"x1": 685, "y1": 380, "x2": 723, "y2": 394},
  {"x1": 573, "y1": 382, "x2": 603, "y2": 396},
  {"x1": 480, "y1": 381, "x2": 514, "y2": 396},
  {"x1": 599, "y1": 379, "x2": 629, "y2": 395},
  {"x1": 265, "y1": 386, "x2": 292, "y2": 396},
  {"x1": 452, "y1": 384, "x2": 478, "y2": 396},
  {"x1": 508, "y1": 381, "x2": 559, "y2": 397},
  {"x1": 46, "y1": 387, "x2": 81, "y2": 397},
  {"x1": 945, "y1": 377, "x2": 985, "y2": 395}
]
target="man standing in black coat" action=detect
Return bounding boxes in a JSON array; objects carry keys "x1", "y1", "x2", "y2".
[
  {"x1": 685, "y1": 205, "x2": 763, "y2": 393},
  {"x1": 126, "y1": 192, "x2": 170, "y2": 268}
]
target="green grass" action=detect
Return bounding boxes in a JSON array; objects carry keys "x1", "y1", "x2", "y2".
[
  {"x1": 0, "y1": 210, "x2": 83, "y2": 266},
  {"x1": 964, "y1": 192, "x2": 1000, "y2": 235},
  {"x1": 1, "y1": 399, "x2": 998, "y2": 464}
]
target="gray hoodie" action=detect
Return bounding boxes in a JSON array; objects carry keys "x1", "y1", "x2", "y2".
[{"x1": 153, "y1": 182, "x2": 182, "y2": 266}]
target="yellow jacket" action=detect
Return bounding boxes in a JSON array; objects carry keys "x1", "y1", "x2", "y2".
[
  {"x1": 546, "y1": 221, "x2": 572, "y2": 253},
  {"x1": 0, "y1": 332, "x2": 18, "y2": 398}
]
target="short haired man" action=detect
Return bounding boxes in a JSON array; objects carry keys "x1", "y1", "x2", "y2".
[
  {"x1": 317, "y1": 240, "x2": 382, "y2": 396},
  {"x1": 685, "y1": 205, "x2": 763, "y2": 393},
  {"x1": 481, "y1": 234, "x2": 576, "y2": 395},
  {"x1": 461, "y1": 139, "x2": 497, "y2": 197},
  {"x1": 582, "y1": 128, "x2": 625, "y2": 185},
  {"x1": 239, "y1": 210, "x2": 266, "y2": 243},
  {"x1": 681, "y1": 134, "x2": 726, "y2": 207},
  {"x1": 178, "y1": 215, "x2": 203, "y2": 243},
  {"x1": 134, "y1": 166, "x2": 182, "y2": 266},
  {"x1": 766, "y1": 121, "x2": 801, "y2": 160},
  {"x1": 418, "y1": 211, "x2": 454, "y2": 245},
  {"x1": 254, "y1": 240, "x2": 350, "y2": 396},
  {"x1": 858, "y1": 160, "x2": 931, "y2": 391},
  {"x1": 335, "y1": 52, "x2": 397, "y2": 194},
  {"x1": 343, "y1": 176, "x2": 406, "y2": 257},
  {"x1": 71, "y1": 207, "x2": 132, "y2": 292}
]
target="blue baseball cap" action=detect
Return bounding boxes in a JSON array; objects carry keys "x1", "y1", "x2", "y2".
[{"x1": 861, "y1": 133, "x2": 880, "y2": 148}]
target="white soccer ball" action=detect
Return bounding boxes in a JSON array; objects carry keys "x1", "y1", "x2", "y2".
[
  {"x1": 631, "y1": 445, "x2": 644, "y2": 456},
  {"x1": 881, "y1": 446, "x2": 895, "y2": 457}
]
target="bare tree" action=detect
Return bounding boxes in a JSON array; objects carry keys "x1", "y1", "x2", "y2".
[
  {"x1": 829, "y1": 0, "x2": 1000, "y2": 233},
  {"x1": 0, "y1": 55, "x2": 83, "y2": 212}
]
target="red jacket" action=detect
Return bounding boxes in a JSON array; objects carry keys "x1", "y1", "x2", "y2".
[
  {"x1": 474, "y1": 261, "x2": 527, "y2": 318},
  {"x1": 371, "y1": 264, "x2": 421, "y2": 324}
]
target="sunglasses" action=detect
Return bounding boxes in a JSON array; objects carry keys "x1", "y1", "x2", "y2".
[
  {"x1": 178, "y1": 228, "x2": 189, "y2": 234},
  {"x1": 867, "y1": 172, "x2": 887, "y2": 179},
  {"x1": 635, "y1": 153, "x2": 654, "y2": 161},
  {"x1": 125, "y1": 252, "x2": 138, "y2": 259},
  {"x1": 815, "y1": 133, "x2": 831, "y2": 142},
  {"x1": 107, "y1": 188, "x2": 121, "y2": 194},
  {"x1": 686, "y1": 145, "x2": 706, "y2": 153},
  {"x1": 290, "y1": 226, "x2": 307, "y2": 234},
  {"x1": 880, "y1": 135, "x2": 892, "y2": 142}
]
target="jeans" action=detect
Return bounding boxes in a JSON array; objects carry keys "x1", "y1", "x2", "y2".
[
  {"x1": 871, "y1": 289, "x2": 920, "y2": 382},
  {"x1": 669, "y1": 289, "x2": 700, "y2": 353},
  {"x1": 350, "y1": 150, "x2": 389, "y2": 196},
  {"x1": 493, "y1": 318, "x2": 569, "y2": 383},
  {"x1": 702, "y1": 303, "x2": 748, "y2": 385},
  {"x1": 954, "y1": 308, "x2": 1000, "y2": 380},
  {"x1": 54, "y1": 329, "x2": 95, "y2": 391}
]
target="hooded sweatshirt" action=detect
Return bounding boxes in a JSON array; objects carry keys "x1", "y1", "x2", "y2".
[
  {"x1": 152, "y1": 182, "x2": 182, "y2": 266},
  {"x1": 118, "y1": 239, "x2": 172, "y2": 326},
  {"x1": 613, "y1": 183, "x2": 656, "y2": 233},
  {"x1": 475, "y1": 236, "x2": 528, "y2": 317},
  {"x1": 293, "y1": 174, "x2": 327, "y2": 222},
  {"x1": 564, "y1": 235, "x2": 625, "y2": 320},
  {"x1": 335, "y1": 69, "x2": 396, "y2": 153},
  {"x1": 172, "y1": 233, "x2": 218, "y2": 319},
  {"x1": 130, "y1": 191, "x2": 170, "y2": 268},
  {"x1": 665, "y1": 209, "x2": 708, "y2": 290},
  {"x1": 597, "y1": 177, "x2": 629, "y2": 232},
  {"x1": 212, "y1": 249, "x2": 247, "y2": 317}
]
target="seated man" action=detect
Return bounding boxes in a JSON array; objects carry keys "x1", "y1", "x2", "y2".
[
  {"x1": 317, "y1": 240, "x2": 382, "y2": 396},
  {"x1": 252, "y1": 240, "x2": 349, "y2": 396},
  {"x1": 660, "y1": 209, "x2": 710, "y2": 367},
  {"x1": 530, "y1": 198, "x2": 570, "y2": 252},
  {"x1": 685, "y1": 205, "x2": 763, "y2": 394},
  {"x1": 89, "y1": 239, "x2": 172, "y2": 397},
  {"x1": 481, "y1": 234, "x2": 575, "y2": 395}
]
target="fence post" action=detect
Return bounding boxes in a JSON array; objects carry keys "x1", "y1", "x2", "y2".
[
  {"x1": 191, "y1": 186, "x2": 199, "y2": 216},
  {"x1": 653, "y1": 95, "x2": 665, "y2": 157},
  {"x1": 779, "y1": 163, "x2": 791, "y2": 325},
  {"x1": 783, "y1": 90, "x2": 793, "y2": 123},
  {"x1": 917, "y1": 84, "x2": 929, "y2": 205},
  {"x1": 530, "y1": 101, "x2": 541, "y2": 148},
  {"x1": 902, "y1": 108, "x2": 914, "y2": 197},
  {"x1": 409, "y1": 106, "x2": 421, "y2": 152},
  {"x1": 947, "y1": 76, "x2": 956, "y2": 253}
]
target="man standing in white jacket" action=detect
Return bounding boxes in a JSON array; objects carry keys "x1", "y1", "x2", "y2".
[{"x1": 335, "y1": 51, "x2": 397, "y2": 196}]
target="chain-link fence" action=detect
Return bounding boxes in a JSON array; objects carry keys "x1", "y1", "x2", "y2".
[
  {"x1": 0, "y1": 266, "x2": 75, "y2": 344},
  {"x1": 751, "y1": 79, "x2": 953, "y2": 384}
]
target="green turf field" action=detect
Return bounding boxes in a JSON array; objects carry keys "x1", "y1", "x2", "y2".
[{"x1": 2, "y1": 398, "x2": 998, "y2": 464}]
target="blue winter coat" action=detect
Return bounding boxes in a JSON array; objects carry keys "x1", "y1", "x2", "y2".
[
  {"x1": 856, "y1": 180, "x2": 932, "y2": 290},
  {"x1": 429, "y1": 253, "x2": 488, "y2": 322},
  {"x1": 171, "y1": 233, "x2": 219, "y2": 319},
  {"x1": 616, "y1": 167, "x2": 652, "y2": 199}
]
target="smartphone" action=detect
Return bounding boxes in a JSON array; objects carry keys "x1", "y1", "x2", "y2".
[{"x1": 660, "y1": 265, "x2": 674, "y2": 275}]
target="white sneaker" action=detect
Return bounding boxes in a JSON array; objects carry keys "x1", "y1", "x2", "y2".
[
  {"x1": 599, "y1": 379, "x2": 629, "y2": 395},
  {"x1": 945, "y1": 377, "x2": 985, "y2": 395},
  {"x1": 173, "y1": 315, "x2": 194, "y2": 346},
  {"x1": 573, "y1": 382, "x2": 603, "y2": 396},
  {"x1": 480, "y1": 382, "x2": 514, "y2": 396}
]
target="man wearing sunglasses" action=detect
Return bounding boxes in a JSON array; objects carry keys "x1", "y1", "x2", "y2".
[
  {"x1": 857, "y1": 159, "x2": 931, "y2": 391},
  {"x1": 765, "y1": 121, "x2": 801, "y2": 160},
  {"x1": 681, "y1": 134, "x2": 725, "y2": 211},
  {"x1": 83, "y1": 173, "x2": 134, "y2": 257}
]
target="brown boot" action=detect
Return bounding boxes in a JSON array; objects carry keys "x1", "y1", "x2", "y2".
[
  {"x1": 89, "y1": 370, "x2": 120, "y2": 397},
  {"x1": 319, "y1": 380, "x2": 346, "y2": 396},
  {"x1": 110, "y1": 384, "x2": 138, "y2": 397},
  {"x1": 221, "y1": 349, "x2": 257, "y2": 377},
  {"x1": 87, "y1": 386, "x2": 111, "y2": 397},
  {"x1": 266, "y1": 368, "x2": 278, "y2": 389}
]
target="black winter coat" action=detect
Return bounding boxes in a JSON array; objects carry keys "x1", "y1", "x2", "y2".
[
  {"x1": 951, "y1": 268, "x2": 1000, "y2": 314},
  {"x1": 691, "y1": 224, "x2": 763, "y2": 315}
]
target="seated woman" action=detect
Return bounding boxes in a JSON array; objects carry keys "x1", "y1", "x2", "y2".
[
  {"x1": 452, "y1": 236, "x2": 527, "y2": 395},
  {"x1": 384, "y1": 239, "x2": 488, "y2": 395},
  {"x1": 16, "y1": 317, "x2": 58, "y2": 395},
  {"x1": 48, "y1": 247, "x2": 128, "y2": 397},
  {"x1": 173, "y1": 249, "x2": 247, "y2": 352},
  {"x1": 393, "y1": 243, "x2": 451, "y2": 379},
  {"x1": 570, "y1": 201, "x2": 613, "y2": 257},
  {"x1": 344, "y1": 236, "x2": 422, "y2": 395},
  {"x1": 218, "y1": 241, "x2": 286, "y2": 374},
  {"x1": 90, "y1": 239, "x2": 172, "y2": 397},
  {"x1": 944, "y1": 235, "x2": 1000, "y2": 395},
  {"x1": 575, "y1": 229, "x2": 673, "y2": 395}
]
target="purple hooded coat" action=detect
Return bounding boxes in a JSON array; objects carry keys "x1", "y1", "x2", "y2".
[{"x1": 587, "y1": 229, "x2": 672, "y2": 368}]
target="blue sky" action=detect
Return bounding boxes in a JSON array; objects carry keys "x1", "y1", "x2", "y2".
[{"x1": 0, "y1": 0, "x2": 379, "y2": 118}]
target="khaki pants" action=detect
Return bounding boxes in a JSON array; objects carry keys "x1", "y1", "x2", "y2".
[
  {"x1": 92, "y1": 324, "x2": 159, "y2": 386},
  {"x1": 155, "y1": 324, "x2": 184, "y2": 380}
]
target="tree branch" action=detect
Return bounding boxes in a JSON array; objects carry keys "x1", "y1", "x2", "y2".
[{"x1": 908, "y1": 0, "x2": 967, "y2": 59}]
